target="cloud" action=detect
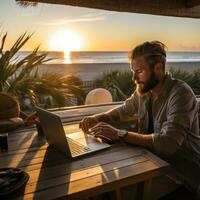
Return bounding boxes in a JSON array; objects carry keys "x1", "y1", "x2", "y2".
[
  {"x1": 179, "y1": 44, "x2": 200, "y2": 51},
  {"x1": 80, "y1": 11, "x2": 111, "y2": 18},
  {"x1": 37, "y1": 15, "x2": 105, "y2": 26},
  {"x1": 20, "y1": 13, "x2": 36, "y2": 17}
]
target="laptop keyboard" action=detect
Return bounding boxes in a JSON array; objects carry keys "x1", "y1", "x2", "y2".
[{"x1": 67, "y1": 137, "x2": 90, "y2": 156}]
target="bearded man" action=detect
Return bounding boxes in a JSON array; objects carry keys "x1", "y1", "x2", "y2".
[{"x1": 80, "y1": 41, "x2": 200, "y2": 199}]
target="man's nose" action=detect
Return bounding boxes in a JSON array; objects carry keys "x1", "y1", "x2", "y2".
[
  {"x1": 132, "y1": 73, "x2": 135, "y2": 82},
  {"x1": 132, "y1": 72, "x2": 138, "y2": 82}
]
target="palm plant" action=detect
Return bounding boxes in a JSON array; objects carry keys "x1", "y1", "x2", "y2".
[
  {"x1": 169, "y1": 68, "x2": 200, "y2": 95},
  {"x1": 0, "y1": 32, "x2": 85, "y2": 112},
  {"x1": 32, "y1": 73, "x2": 85, "y2": 108},
  {"x1": 93, "y1": 70, "x2": 135, "y2": 101},
  {"x1": 15, "y1": 0, "x2": 38, "y2": 7},
  {"x1": 0, "y1": 32, "x2": 48, "y2": 92}
]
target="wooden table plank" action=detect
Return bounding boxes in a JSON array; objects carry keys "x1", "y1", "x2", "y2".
[
  {"x1": 52, "y1": 103, "x2": 122, "y2": 119},
  {"x1": 1, "y1": 144, "x2": 143, "y2": 173},
  {"x1": 23, "y1": 156, "x2": 148, "y2": 194},
  {"x1": 21, "y1": 160, "x2": 165, "y2": 200}
]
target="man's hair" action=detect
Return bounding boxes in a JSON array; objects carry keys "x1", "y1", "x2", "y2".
[{"x1": 129, "y1": 41, "x2": 167, "y2": 70}]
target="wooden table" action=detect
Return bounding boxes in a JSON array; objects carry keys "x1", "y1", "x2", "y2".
[{"x1": 0, "y1": 103, "x2": 170, "y2": 200}]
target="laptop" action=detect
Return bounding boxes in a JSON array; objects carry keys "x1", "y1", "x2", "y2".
[{"x1": 36, "y1": 107, "x2": 111, "y2": 158}]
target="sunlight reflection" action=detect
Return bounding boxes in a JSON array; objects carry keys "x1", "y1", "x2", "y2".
[
  {"x1": 69, "y1": 165, "x2": 103, "y2": 181},
  {"x1": 3, "y1": 130, "x2": 47, "y2": 171},
  {"x1": 64, "y1": 50, "x2": 71, "y2": 64},
  {"x1": 113, "y1": 167, "x2": 119, "y2": 178}
]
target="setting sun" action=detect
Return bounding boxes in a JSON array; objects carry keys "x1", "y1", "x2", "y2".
[{"x1": 49, "y1": 30, "x2": 83, "y2": 62}]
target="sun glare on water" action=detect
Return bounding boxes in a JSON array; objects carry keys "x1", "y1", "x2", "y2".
[{"x1": 50, "y1": 30, "x2": 83, "y2": 63}]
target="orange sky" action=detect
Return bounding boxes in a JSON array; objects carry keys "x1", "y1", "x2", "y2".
[{"x1": 1, "y1": 0, "x2": 200, "y2": 51}]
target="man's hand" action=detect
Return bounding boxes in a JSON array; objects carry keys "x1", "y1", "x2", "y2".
[
  {"x1": 24, "y1": 112, "x2": 38, "y2": 126},
  {"x1": 90, "y1": 122, "x2": 120, "y2": 141},
  {"x1": 79, "y1": 116, "x2": 98, "y2": 132}
]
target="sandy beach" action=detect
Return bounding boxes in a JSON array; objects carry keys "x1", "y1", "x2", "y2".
[{"x1": 39, "y1": 62, "x2": 200, "y2": 82}]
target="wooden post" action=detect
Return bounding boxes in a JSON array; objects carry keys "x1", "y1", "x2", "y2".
[
  {"x1": 136, "y1": 179, "x2": 152, "y2": 200},
  {"x1": 116, "y1": 188, "x2": 122, "y2": 200}
]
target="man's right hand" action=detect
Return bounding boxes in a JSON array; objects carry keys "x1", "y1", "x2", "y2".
[{"x1": 79, "y1": 116, "x2": 98, "y2": 132}]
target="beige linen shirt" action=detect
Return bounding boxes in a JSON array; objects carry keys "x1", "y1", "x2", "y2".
[{"x1": 94, "y1": 73, "x2": 200, "y2": 191}]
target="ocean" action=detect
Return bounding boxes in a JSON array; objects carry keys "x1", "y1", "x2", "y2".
[
  {"x1": 15, "y1": 51, "x2": 200, "y2": 64},
  {"x1": 14, "y1": 51, "x2": 200, "y2": 81}
]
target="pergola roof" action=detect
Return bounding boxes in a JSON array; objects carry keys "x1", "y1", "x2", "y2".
[{"x1": 16, "y1": 0, "x2": 200, "y2": 18}]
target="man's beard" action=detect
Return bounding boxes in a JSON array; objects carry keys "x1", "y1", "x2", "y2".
[{"x1": 136, "y1": 71, "x2": 159, "y2": 96}]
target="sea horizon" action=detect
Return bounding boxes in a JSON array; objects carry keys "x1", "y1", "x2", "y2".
[{"x1": 14, "y1": 51, "x2": 200, "y2": 65}]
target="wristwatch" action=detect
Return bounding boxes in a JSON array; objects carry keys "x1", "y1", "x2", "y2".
[{"x1": 117, "y1": 129, "x2": 128, "y2": 138}]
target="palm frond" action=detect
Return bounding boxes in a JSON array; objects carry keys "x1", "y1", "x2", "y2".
[
  {"x1": 0, "y1": 33, "x2": 7, "y2": 55},
  {"x1": 9, "y1": 32, "x2": 32, "y2": 60},
  {"x1": 16, "y1": 1, "x2": 38, "y2": 7}
]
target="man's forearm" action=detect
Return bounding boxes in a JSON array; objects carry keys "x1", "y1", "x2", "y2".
[
  {"x1": 94, "y1": 110, "x2": 120, "y2": 123},
  {"x1": 124, "y1": 131, "x2": 154, "y2": 150}
]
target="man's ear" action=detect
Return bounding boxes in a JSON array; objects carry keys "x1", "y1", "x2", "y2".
[
  {"x1": 154, "y1": 63, "x2": 163, "y2": 73},
  {"x1": 155, "y1": 63, "x2": 163, "y2": 71},
  {"x1": 153, "y1": 63, "x2": 164, "y2": 78}
]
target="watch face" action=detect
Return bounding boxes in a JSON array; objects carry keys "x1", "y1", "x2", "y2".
[{"x1": 118, "y1": 130, "x2": 127, "y2": 137}]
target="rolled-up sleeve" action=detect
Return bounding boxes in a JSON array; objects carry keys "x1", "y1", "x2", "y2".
[
  {"x1": 152, "y1": 84, "x2": 198, "y2": 156},
  {"x1": 94, "y1": 91, "x2": 139, "y2": 122}
]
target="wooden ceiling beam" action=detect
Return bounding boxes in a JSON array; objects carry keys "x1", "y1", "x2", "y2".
[
  {"x1": 16, "y1": 0, "x2": 200, "y2": 18},
  {"x1": 185, "y1": 0, "x2": 200, "y2": 8}
]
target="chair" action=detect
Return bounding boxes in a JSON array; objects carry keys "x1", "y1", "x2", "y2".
[
  {"x1": 0, "y1": 93, "x2": 20, "y2": 120},
  {"x1": 85, "y1": 88, "x2": 112, "y2": 105},
  {"x1": 0, "y1": 93, "x2": 23, "y2": 133}
]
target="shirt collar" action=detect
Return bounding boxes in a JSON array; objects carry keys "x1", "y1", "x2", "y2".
[{"x1": 159, "y1": 72, "x2": 175, "y2": 98}]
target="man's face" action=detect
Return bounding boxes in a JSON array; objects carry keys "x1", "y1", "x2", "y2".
[{"x1": 130, "y1": 56, "x2": 159, "y2": 95}]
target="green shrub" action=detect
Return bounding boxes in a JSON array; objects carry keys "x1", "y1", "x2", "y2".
[{"x1": 169, "y1": 68, "x2": 200, "y2": 95}]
